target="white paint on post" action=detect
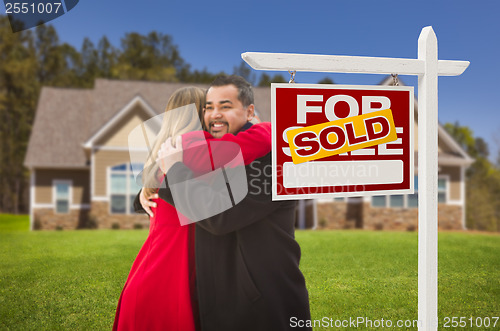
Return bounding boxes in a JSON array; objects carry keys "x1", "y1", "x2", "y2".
[
  {"x1": 30, "y1": 170, "x2": 35, "y2": 231},
  {"x1": 417, "y1": 26, "x2": 439, "y2": 331},
  {"x1": 242, "y1": 52, "x2": 468, "y2": 76}
]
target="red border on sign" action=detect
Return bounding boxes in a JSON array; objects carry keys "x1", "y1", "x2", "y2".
[{"x1": 271, "y1": 83, "x2": 414, "y2": 201}]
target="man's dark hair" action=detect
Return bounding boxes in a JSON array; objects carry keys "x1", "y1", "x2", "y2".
[{"x1": 209, "y1": 75, "x2": 254, "y2": 107}]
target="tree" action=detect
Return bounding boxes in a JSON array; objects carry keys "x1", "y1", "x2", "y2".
[
  {"x1": 474, "y1": 137, "x2": 489, "y2": 159},
  {"x1": 180, "y1": 68, "x2": 224, "y2": 84},
  {"x1": 233, "y1": 61, "x2": 256, "y2": 85},
  {"x1": 444, "y1": 122, "x2": 476, "y2": 157},
  {"x1": 112, "y1": 31, "x2": 181, "y2": 81},
  {"x1": 258, "y1": 73, "x2": 271, "y2": 87},
  {"x1": 270, "y1": 74, "x2": 287, "y2": 83},
  {"x1": 444, "y1": 122, "x2": 500, "y2": 231},
  {"x1": 0, "y1": 15, "x2": 38, "y2": 213},
  {"x1": 0, "y1": 17, "x2": 228, "y2": 213},
  {"x1": 96, "y1": 36, "x2": 116, "y2": 79},
  {"x1": 34, "y1": 23, "x2": 82, "y2": 87},
  {"x1": 80, "y1": 37, "x2": 98, "y2": 86},
  {"x1": 257, "y1": 73, "x2": 288, "y2": 86},
  {"x1": 1, "y1": 16, "x2": 86, "y2": 213},
  {"x1": 318, "y1": 77, "x2": 335, "y2": 84}
]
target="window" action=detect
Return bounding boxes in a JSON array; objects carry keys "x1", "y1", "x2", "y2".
[
  {"x1": 54, "y1": 180, "x2": 71, "y2": 214},
  {"x1": 371, "y1": 176, "x2": 447, "y2": 208},
  {"x1": 408, "y1": 176, "x2": 418, "y2": 208},
  {"x1": 372, "y1": 196, "x2": 387, "y2": 207},
  {"x1": 438, "y1": 177, "x2": 447, "y2": 203},
  {"x1": 389, "y1": 195, "x2": 404, "y2": 207},
  {"x1": 109, "y1": 163, "x2": 144, "y2": 214}
]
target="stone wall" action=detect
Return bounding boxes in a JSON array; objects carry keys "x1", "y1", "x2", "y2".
[
  {"x1": 316, "y1": 202, "x2": 357, "y2": 229},
  {"x1": 90, "y1": 201, "x2": 150, "y2": 229},
  {"x1": 33, "y1": 202, "x2": 150, "y2": 230},
  {"x1": 363, "y1": 203, "x2": 418, "y2": 231},
  {"x1": 438, "y1": 204, "x2": 464, "y2": 230},
  {"x1": 34, "y1": 208, "x2": 90, "y2": 230},
  {"x1": 316, "y1": 202, "x2": 463, "y2": 231}
]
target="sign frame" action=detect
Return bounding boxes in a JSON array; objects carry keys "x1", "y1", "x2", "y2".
[{"x1": 271, "y1": 83, "x2": 415, "y2": 201}]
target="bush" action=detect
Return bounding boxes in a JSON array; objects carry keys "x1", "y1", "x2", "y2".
[
  {"x1": 33, "y1": 217, "x2": 41, "y2": 230},
  {"x1": 406, "y1": 224, "x2": 416, "y2": 232},
  {"x1": 87, "y1": 215, "x2": 98, "y2": 229},
  {"x1": 111, "y1": 222, "x2": 120, "y2": 230}
]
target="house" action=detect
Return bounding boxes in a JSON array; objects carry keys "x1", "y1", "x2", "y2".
[{"x1": 24, "y1": 78, "x2": 473, "y2": 231}]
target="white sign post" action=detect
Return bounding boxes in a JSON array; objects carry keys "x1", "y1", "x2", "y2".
[{"x1": 242, "y1": 26, "x2": 469, "y2": 331}]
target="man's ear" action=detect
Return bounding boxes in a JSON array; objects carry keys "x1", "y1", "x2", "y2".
[{"x1": 246, "y1": 104, "x2": 255, "y2": 121}]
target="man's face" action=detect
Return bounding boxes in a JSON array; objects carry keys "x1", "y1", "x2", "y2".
[{"x1": 204, "y1": 84, "x2": 254, "y2": 138}]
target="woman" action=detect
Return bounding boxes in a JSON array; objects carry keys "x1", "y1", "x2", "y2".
[{"x1": 113, "y1": 86, "x2": 271, "y2": 330}]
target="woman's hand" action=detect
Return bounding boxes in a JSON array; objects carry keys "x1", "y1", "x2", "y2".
[
  {"x1": 140, "y1": 189, "x2": 158, "y2": 217},
  {"x1": 156, "y1": 136, "x2": 183, "y2": 175}
]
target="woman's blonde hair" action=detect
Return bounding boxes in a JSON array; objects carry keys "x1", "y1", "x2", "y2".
[{"x1": 142, "y1": 86, "x2": 206, "y2": 196}]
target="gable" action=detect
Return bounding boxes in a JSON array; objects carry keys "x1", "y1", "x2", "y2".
[
  {"x1": 378, "y1": 76, "x2": 472, "y2": 163},
  {"x1": 414, "y1": 120, "x2": 453, "y2": 154},
  {"x1": 94, "y1": 105, "x2": 157, "y2": 148},
  {"x1": 84, "y1": 95, "x2": 158, "y2": 149}
]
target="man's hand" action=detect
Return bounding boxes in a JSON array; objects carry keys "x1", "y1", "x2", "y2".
[
  {"x1": 140, "y1": 189, "x2": 158, "y2": 217},
  {"x1": 156, "y1": 136, "x2": 183, "y2": 175}
]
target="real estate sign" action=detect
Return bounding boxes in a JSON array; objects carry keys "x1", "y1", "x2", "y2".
[{"x1": 272, "y1": 83, "x2": 414, "y2": 200}]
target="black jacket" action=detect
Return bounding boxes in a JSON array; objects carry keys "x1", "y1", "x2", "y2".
[{"x1": 135, "y1": 127, "x2": 311, "y2": 331}]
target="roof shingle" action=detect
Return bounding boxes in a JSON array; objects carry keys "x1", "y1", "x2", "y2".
[{"x1": 24, "y1": 79, "x2": 272, "y2": 168}]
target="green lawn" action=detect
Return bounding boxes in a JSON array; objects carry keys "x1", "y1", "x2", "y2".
[{"x1": 0, "y1": 214, "x2": 498, "y2": 330}]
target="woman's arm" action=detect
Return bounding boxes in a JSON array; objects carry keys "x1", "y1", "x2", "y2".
[
  {"x1": 182, "y1": 122, "x2": 271, "y2": 174},
  {"x1": 136, "y1": 123, "x2": 271, "y2": 214}
]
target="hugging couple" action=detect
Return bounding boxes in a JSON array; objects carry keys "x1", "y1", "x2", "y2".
[{"x1": 113, "y1": 75, "x2": 311, "y2": 331}]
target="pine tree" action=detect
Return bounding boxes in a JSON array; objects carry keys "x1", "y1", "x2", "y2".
[{"x1": 0, "y1": 15, "x2": 38, "y2": 213}]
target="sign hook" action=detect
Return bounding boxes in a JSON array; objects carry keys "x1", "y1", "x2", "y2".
[
  {"x1": 288, "y1": 70, "x2": 296, "y2": 83},
  {"x1": 391, "y1": 73, "x2": 399, "y2": 86}
]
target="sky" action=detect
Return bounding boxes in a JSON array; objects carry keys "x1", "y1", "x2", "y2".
[{"x1": 3, "y1": 0, "x2": 500, "y2": 160}]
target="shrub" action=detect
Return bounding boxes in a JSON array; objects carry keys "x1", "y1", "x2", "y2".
[
  {"x1": 33, "y1": 217, "x2": 41, "y2": 230},
  {"x1": 87, "y1": 215, "x2": 98, "y2": 229}
]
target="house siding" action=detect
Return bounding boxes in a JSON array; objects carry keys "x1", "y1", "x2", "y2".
[
  {"x1": 34, "y1": 169, "x2": 90, "y2": 205},
  {"x1": 441, "y1": 166, "x2": 461, "y2": 201},
  {"x1": 317, "y1": 201, "x2": 463, "y2": 231},
  {"x1": 93, "y1": 150, "x2": 131, "y2": 197},
  {"x1": 94, "y1": 106, "x2": 156, "y2": 148}
]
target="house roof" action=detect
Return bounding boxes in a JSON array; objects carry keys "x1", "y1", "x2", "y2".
[
  {"x1": 379, "y1": 76, "x2": 473, "y2": 165},
  {"x1": 24, "y1": 87, "x2": 93, "y2": 168},
  {"x1": 24, "y1": 77, "x2": 470, "y2": 169},
  {"x1": 24, "y1": 79, "x2": 272, "y2": 168}
]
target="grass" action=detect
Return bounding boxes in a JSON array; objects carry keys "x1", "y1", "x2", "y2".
[
  {"x1": 298, "y1": 231, "x2": 499, "y2": 330},
  {"x1": 0, "y1": 214, "x2": 498, "y2": 330},
  {"x1": 0, "y1": 213, "x2": 30, "y2": 232}
]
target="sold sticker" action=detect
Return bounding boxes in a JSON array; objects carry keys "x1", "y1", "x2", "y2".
[{"x1": 286, "y1": 108, "x2": 397, "y2": 164}]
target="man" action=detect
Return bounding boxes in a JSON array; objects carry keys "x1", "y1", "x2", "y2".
[{"x1": 140, "y1": 75, "x2": 311, "y2": 330}]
